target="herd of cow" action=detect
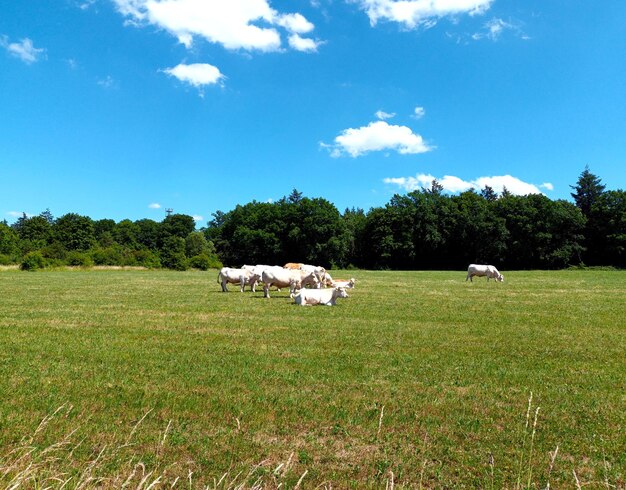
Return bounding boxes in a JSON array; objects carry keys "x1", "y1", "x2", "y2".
[
  {"x1": 217, "y1": 262, "x2": 504, "y2": 307},
  {"x1": 217, "y1": 263, "x2": 356, "y2": 306}
]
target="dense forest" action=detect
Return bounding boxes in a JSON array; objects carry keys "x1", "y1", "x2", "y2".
[{"x1": 1, "y1": 168, "x2": 624, "y2": 270}]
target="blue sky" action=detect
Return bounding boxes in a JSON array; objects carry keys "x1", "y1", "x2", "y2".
[{"x1": 2, "y1": 0, "x2": 625, "y2": 225}]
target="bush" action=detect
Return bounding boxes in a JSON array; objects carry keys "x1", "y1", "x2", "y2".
[
  {"x1": 66, "y1": 252, "x2": 94, "y2": 268},
  {"x1": 91, "y1": 247, "x2": 124, "y2": 266},
  {"x1": 133, "y1": 249, "x2": 161, "y2": 269},
  {"x1": 41, "y1": 242, "x2": 67, "y2": 261},
  {"x1": 0, "y1": 254, "x2": 12, "y2": 265},
  {"x1": 20, "y1": 252, "x2": 46, "y2": 271}
]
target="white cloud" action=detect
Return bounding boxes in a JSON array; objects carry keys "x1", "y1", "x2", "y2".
[
  {"x1": 0, "y1": 36, "x2": 46, "y2": 64},
  {"x1": 375, "y1": 110, "x2": 395, "y2": 120},
  {"x1": 413, "y1": 106, "x2": 425, "y2": 119},
  {"x1": 288, "y1": 34, "x2": 321, "y2": 52},
  {"x1": 148, "y1": 203, "x2": 161, "y2": 209},
  {"x1": 540, "y1": 182, "x2": 554, "y2": 191},
  {"x1": 6, "y1": 211, "x2": 26, "y2": 218},
  {"x1": 79, "y1": 0, "x2": 96, "y2": 10},
  {"x1": 355, "y1": 0, "x2": 493, "y2": 29},
  {"x1": 384, "y1": 173, "x2": 549, "y2": 195},
  {"x1": 112, "y1": 0, "x2": 319, "y2": 52},
  {"x1": 163, "y1": 63, "x2": 225, "y2": 88},
  {"x1": 276, "y1": 12, "x2": 315, "y2": 34},
  {"x1": 324, "y1": 120, "x2": 433, "y2": 158},
  {"x1": 472, "y1": 17, "x2": 528, "y2": 41},
  {"x1": 192, "y1": 215, "x2": 204, "y2": 222},
  {"x1": 97, "y1": 75, "x2": 118, "y2": 89}
]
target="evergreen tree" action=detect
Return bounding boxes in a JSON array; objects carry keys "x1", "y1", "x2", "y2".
[{"x1": 570, "y1": 166, "x2": 606, "y2": 217}]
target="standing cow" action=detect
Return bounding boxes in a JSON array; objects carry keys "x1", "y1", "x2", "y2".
[
  {"x1": 217, "y1": 267, "x2": 260, "y2": 292},
  {"x1": 262, "y1": 267, "x2": 319, "y2": 298},
  {"x1": 466, "y1": 264, "x2": 504, "y2": 282}
]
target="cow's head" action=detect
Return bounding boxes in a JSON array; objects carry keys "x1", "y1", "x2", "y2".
[
  {"x1": 497, "y1": 274, "x2": 504, "y2": 282},
  {"x1": 335, "y1": 287, "x2": 349, "y2": 299}
]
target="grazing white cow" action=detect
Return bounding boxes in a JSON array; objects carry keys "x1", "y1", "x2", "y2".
[
  {"x1": 284, "y1": 262, "x2": 326, "y2": 287},
  {"x1": 262, "y1": 267, "x2": 320, "y2": 298},
  {"x1": 466, "y1": 264, "x2": 504, "y2": 282},
  {"x1": 332, "y1": 278, "x2": 356, "y2": 289},
  {"x1": 242, "y1": 264, "x2": 271, "y2": 281},
  {"x1": 217, "y1": 267, "x2": 259, "y2": 292},
  {"x1": 291, "y1": 287, "x2": 349, "y2": 306},
  {"x1": 322, "y1": 272, "x2": 335, "y2": 287}
]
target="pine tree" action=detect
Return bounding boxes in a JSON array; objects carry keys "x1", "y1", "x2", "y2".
[{"x1": 570, "y1": 166, "x2": 605, "y2": 217}]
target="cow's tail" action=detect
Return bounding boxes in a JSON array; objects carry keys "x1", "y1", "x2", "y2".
[{"x1": 217, "y1": 271, "x2": 222, "y2": 284}]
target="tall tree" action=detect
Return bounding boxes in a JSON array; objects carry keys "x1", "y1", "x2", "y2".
[
  {"x1": 570, "y1": 166, "x2": 606, "y2": 218},
  {"x1": 52, "y1": 213, "x2": 96, "y2": 251}
]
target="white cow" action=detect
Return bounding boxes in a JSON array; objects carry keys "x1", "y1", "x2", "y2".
[
  {"x1": 218, "y1": 267, "x2": 260, "y2": 292},
  {"x1": 291, "y1": 287, "x2": 349, "y2": 306},
  {"x1": 466, "y1": 264, "x2": 504, "y2": 282},
  {"x1": 332, "y1": 277, "x2": 356, "y2": 289},
  {"x1": 284, "y1": 263, "x2": 326, "y2": 287},
  {"x1": 262, "y1": 267, "x2": 320, "y2": 298}
]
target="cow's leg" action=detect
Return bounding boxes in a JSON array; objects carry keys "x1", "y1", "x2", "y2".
[
  {"x1": 264, "y1": 283, "x2": 270, "y2": 298},
  {"x1": 221, "y1": 280, "x2": 228, "y2": 292}
]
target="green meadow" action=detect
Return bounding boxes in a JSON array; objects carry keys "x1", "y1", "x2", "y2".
[{"x1": 0, "y1": 269, "x2": 624, "y2": 488}]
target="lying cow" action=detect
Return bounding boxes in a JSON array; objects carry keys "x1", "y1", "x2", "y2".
[
  {"x1": 262, "y1": 267, "x2": 319, "y2": 298},
  {"x1": 291, "y1": 287, "x2": 348, "y2": 306},
  {"x1": 466, "y1": 264, "x2": 504, "y2": 282},
  {"x1": 217, "y1": 267, "x2": 260, "y2": 292},
  {"x1": 332, "y1": 277, "x2": 356, "y2": 289}
]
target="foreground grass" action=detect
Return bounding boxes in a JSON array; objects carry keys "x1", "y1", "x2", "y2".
[{"x1": 0, "y1": 269, "x2": 624, "y2": 488}]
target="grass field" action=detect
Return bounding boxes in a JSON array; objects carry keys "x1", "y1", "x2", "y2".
[{"x1": 0, "y1": 268, "x2": 624, "y2": 488}]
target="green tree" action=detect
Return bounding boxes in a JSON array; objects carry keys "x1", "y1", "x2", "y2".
[
  {"x1": 0, "y1": 222, "x2": 20, "y2": 260},
  {"x1": 571, "y1": 166, "x2": 606, "y2": 218},
  {"x1": 52, "y1": 213, "x2": 95, "y2": 251},
  {"x1": 185, "y1": 231, "x2": 209, "y2": 257},
  {"x1": 160, "y1": 236, "x2": 188, "y2": 270},
  {"x1": 159, "y1": 214, "x2": 196, "y2": 249},
  {"x1": 135, "y1": 219, "x2": 160, "y2": 250},
  {"x1": 587, "y1": 190, "x2": 626, "y2": 266},
  {"x1": 114, "y1": 219, "x2": 140, "y2": 249},
  {"x1": 14, "y1": 215, "x2": 52, "y2": 253}
]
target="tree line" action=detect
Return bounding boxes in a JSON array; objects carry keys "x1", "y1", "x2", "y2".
[{"x1": 1, "y1": 168, "x2": 623, "y2": 271}]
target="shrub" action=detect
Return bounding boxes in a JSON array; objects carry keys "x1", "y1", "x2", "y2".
[
  {"x1": 41, "y1": 242, "x2": 67, "y2": 261},
  {"x1": 91, "y1": 247, "x2": 123, "y2": 266},
  {"x1": 20, "y1": 252, "x2": 46, "y2": 271},
  {"x1": 133, "y1": 249, "x2": 161, "y2": 269},
  {"x1": 66, "y1": 252, "x2": 94, "y2": 268}
]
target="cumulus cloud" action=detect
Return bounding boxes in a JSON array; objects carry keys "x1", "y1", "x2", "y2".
[
  {"x1": 192, "y1": 215, "x2": 204, "y2": 222},
  {"x1": 288, "y1": 34, "x2": 321, "y2": 52},
  {"x1": 0, "y1": 36, "x2": 46, "y2": 64},
  {"x1": 112, "y1": 0, "x2": 319, "y2": 52},
  {"x1": 384, "y1": 173, "x2": 551, "y2": 195},
  {"x1": 375, "y1": 110, "x2": 395, "y2": 120},
  {"x1": 163, "y1": 63, "x2": 225, "y2": 88},
  {"x1": 354, "y1": 0, "x2": 493, "y2": 29},
  {"x1": 148, "y1": 203, "x2": 161, "y2": 209},
  {"x1": 412, "y1": 106, "x2": 425, "y2": 119},
  {"x1": 323, "y1": 120, "x2": 432, "y2": 158}
]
